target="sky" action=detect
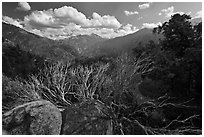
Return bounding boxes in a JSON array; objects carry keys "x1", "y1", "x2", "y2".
[{"x1": 2, "y1": 2, "x2": 202, "y2": 39}]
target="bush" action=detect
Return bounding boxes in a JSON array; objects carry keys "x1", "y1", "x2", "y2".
[
  {"x1": 20, "y1": 61, "x2": 110, "y2": 109},
  {"x1": 2, "y1": 74, "x2": 41, "y2": 113}
]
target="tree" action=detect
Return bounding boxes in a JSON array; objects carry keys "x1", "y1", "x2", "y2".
[
  {"x1": 193, "y1": 22, "x2": 202, "y2": 47},
  {"x1": 154, "y1": 14, "x2": 194, "y2": 57},
  {"x1": 153, "y1": 13, "x2": 202, "y2": 103}
]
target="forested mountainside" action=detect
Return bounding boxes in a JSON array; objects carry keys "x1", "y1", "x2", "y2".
[
  {"x1": 57, "y1": 33, "x2": 106, "y2": 55},
  {"x1": 86, "y1": 28, "x2": 163, "y2": 57},
  {"x1": 2, "y1": 22, "x2": 79, "y2": 61}
]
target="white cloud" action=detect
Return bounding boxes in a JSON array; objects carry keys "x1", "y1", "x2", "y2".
[
  {"x1": 2, "y1": 16, "x2": 23, "y2": 28},
  {"x1": 95, "y1": 24, "x2": 138, "y2": 39},
  {"x1": 124, "y1": 10, "x2": 139, "y2": 16},
  {"x1": 158, "y1": 13, "x2": 162, "y2": 16},
  {"x1": 53, "y1": 6, "x2": 89, "y2": 26},
  {"x1": 160, "y1": 6, "x2": 185, "y2": 18},
  {"x1": 194, "y1": 10, "x2": 202, "y2": 18},
  {"x1": 16, "y1": 2, "x2": 31, "y2": 11},
  {"x1": 23, "y1": 7, "x2": 89, "y2": 29},
  {"x1": 142, "y1": 22, "x2": 162, "y2": 29},
  {"x1": 31, "y1": 24, "x2": 138, "y2": 40},
  {"x1": 24, "y1": 22, "x2": 83, "y2": 39},
  {"x1": 89, "y1": 12, "x2": 121, "y2": 29},
  {"x1": 24, "y1": 10, "x2": 60, "y2": 29},
  {"x1": 52, "y1": 24, "x2": 138, "y2": 39},
  {"x1": 118, "y1": 24, "x2": 138, "y2": 35},
  {"x1": 4, "y1": 5, "x2": 139, "y2": 39},
  {"x1": 23, "y1": 6, "x2": 121, "y2": 30},
  {"x1": 137, "y1": 17, "x2": 143, "y2": 20},
  {"x1": 161, "y1": 6, "x2": 174, "y2": 17},
  {"x1": 28, "y1": 29, "x2": 44, "y2": 37},
  {"x1": 93, "y1": 28, "x2": 118, "y2": 39},
  {"x1": 20, "y1": 6, "x2": 126, "y2": 39},
  {"x1": 138, "y1": 3, "x2": 151, "y2": 10}
]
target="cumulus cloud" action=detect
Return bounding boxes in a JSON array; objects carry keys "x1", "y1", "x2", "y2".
[
  {"x1": 124, "y1": 24, "x2": 138, "y2": 32},
  {"x1": 138, "y1": 2, "x2": 151, "y2": 10},
  {"x1": 194, "y1": 10, "x2": 202, "y2": 18},
  {"x1": 24, "y1": 10, "x2": 63, "y2": 29},
  {"x1": 124, "y1": 10, "x2": 139, "y2": 16},
  {"x1": 142, "y1": 22, "x2": 162, "y2": 29},
  {"x1": 95, "y1": 24, "x2": 138, "y2": 38},
  {"x1": 4, "y1": 5, "x2": 139, "y2": 39},
  {"x1": 2, "y1": 16, "x2": 23, "y2": 28},
  {"x1": 20, "y1": 6, "x2": 126, "y2": 39},
  {"x1": 24, "y1": 22, "x2": 83, "y2": 39},
  {"x1": 89, "y1": 12, "x2": 121, "y2": 29},
  {"x1": 161, "y1": 6, "x2": 174, "y2": 17},
  {"x1": 160, "y1": 6, "x2": 184, "y2": 18},
  {"x1": 16, "y1": 2, "x2": 31, "y2": 11},
  {"x1": 61, "y1": 24, "x2": 137, "y2": 39},
  {"x1": 53, "y1": 6, "x2": 89, "y2": 26},
  {"x1": 23, "y1": 7, "x2": 88, "y2": 29},
  {"x1": 27, "y1": 23, "x2": 138, "y2": 40},
  {"x1": 23, "y1": 6, "x2": 121, "y2": 30}
]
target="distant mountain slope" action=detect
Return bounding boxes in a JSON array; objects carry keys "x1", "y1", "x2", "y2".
[
  {"x1": 86, "y1": 28, "x2": 163, "y2": 57},
  {"x1": 191, "y1": 18, "x2": 202, "y2": 25},
  {"x1": 57, "y1": 34, "x2": 106, "y2": 55},
  {"x1": 2, "y1": 22, "x2": 79, "y2": 61}
]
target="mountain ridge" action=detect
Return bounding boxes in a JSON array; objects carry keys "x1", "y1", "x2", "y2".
[
  {"x1": 57, "y1": 33, "x2": 107, "y2": 55},
  {"x1": 2, "y1": 22, "x2": 79, "y2": 62},
  {"x1": 84, "y1": 28, "x2": 163, "y2": 57}
]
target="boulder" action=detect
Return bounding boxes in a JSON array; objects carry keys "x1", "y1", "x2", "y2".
[
  {"x1": 61, "y1": 99, "x2": 112, "y2": 135},
  {"x1": 2, "y1": 100, "x2": 62, "y2": 135}
]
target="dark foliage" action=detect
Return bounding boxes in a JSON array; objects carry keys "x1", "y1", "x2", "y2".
[
  {"x1": 2, "y1": 39, "x2": 46, "y2": 79},
  {"x1": 151, "y1": 14, "x2": 202, "y2": 105}
]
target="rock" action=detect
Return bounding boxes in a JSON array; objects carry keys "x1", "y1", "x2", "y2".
[
  {"x1": 61, "y1": 99, "x2": 112, "y2": 135},
  {"x1": 2, "y1": 130, "x2": 9, "y2": 135},
  {"x1": 2, "y1": 100, "x2": 62, "y2": 135}
]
